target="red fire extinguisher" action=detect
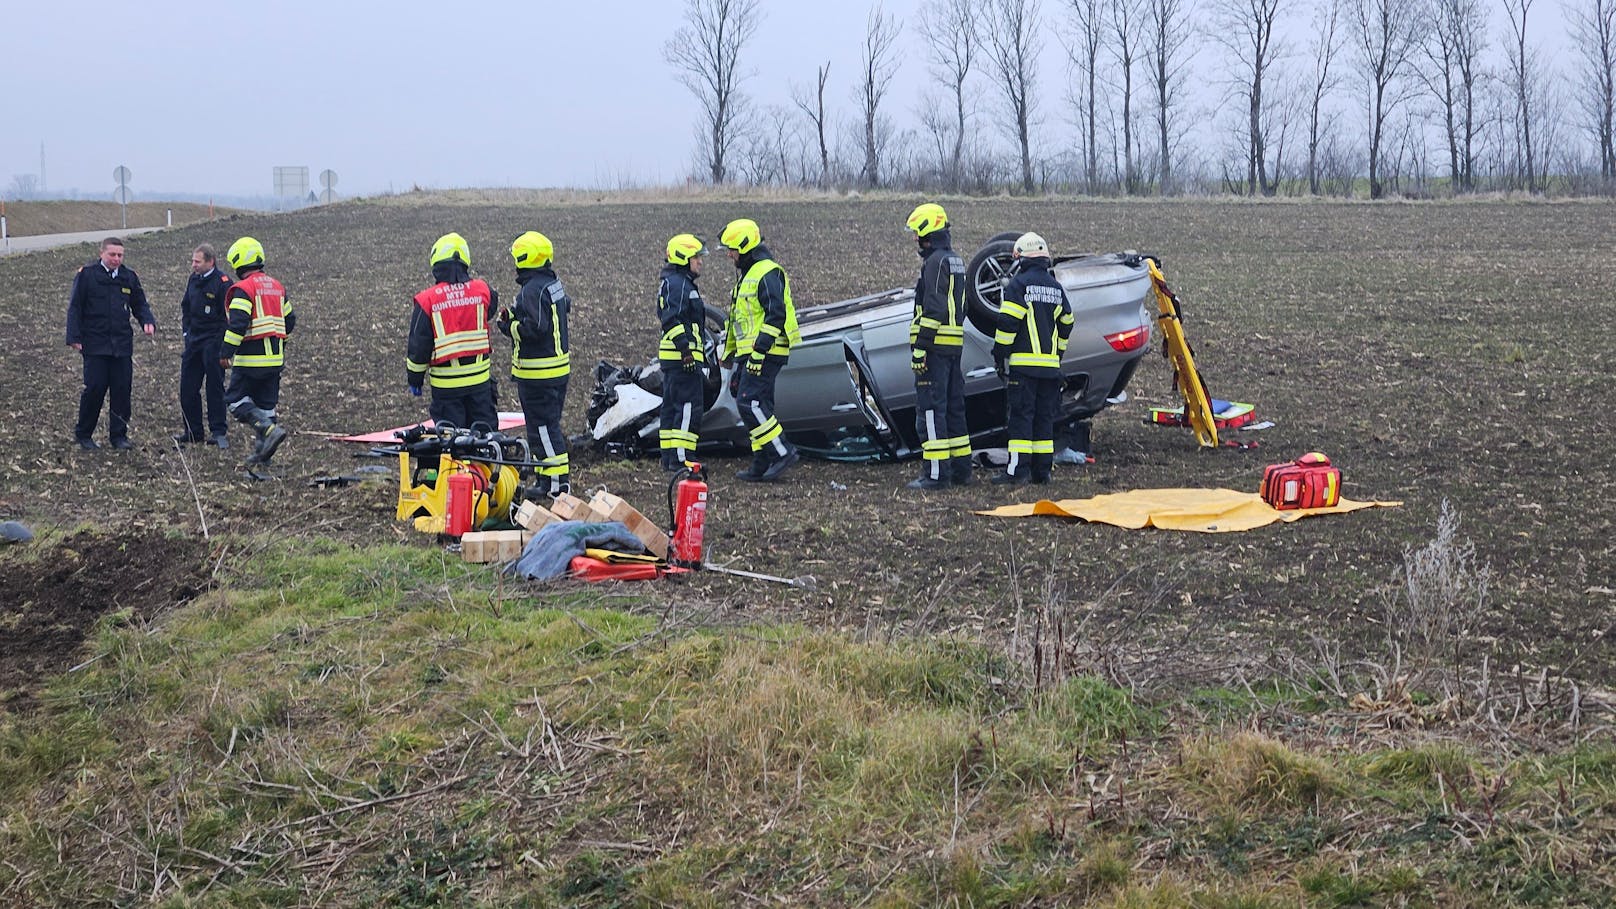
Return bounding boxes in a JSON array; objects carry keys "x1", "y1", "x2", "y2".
[
  {"x1": 668, "y1": 462, "x2": 707, "y2": 569},
  {"x1": 445, "y1": 471, "x2": 475, "y2": 536}
]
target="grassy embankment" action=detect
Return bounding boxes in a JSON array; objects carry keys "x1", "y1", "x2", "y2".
[
  {"x1": 1, "y1": 529, "x2": 1611, "y2": 907},
  {"x1": 0, "y1": 201, "x2": 232, "y2": 237}
]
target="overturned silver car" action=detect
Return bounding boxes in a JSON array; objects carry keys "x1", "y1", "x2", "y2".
[{"x1": 587, "y1": 236, "x2": 1156, "y2": 461}]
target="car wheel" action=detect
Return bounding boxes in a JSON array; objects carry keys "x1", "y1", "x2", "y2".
[
  {"x1": 985, "y1": 231, "x2": 1023, "y2": 244},
  {"x1": 965, "y1": 237, "x2": 1018, "y2": 334}
]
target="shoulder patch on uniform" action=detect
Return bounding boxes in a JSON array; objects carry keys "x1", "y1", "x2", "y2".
[{"x1": 546, "y1": 280, "x2": 566, "y2": 299}]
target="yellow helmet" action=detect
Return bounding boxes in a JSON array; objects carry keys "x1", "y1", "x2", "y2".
[
  {"x1": 666, "y1": 233, "x2": 708, "y2": 266},
  {"x1": 430, "y1": 232, "x2": 471, "y2": 268},
  {"x1": 905, "y1": 203, "x2": 948, "y2": 238},
  {"x1": 227, "y1": 237, "x2": 264, "y2": 270},
  {"x1": 719, "y1": 218, "x2": 761, "y2": 255},
  {"x1": 510, "y1": 231, "x2": 554, "y2": 269}
]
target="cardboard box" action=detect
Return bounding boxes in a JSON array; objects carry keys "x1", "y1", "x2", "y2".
[
  {"x1": 514, "y1": 500, "x2": 561, "y2": 532},
  {"x1": 590, "y1": 491, "x2": 671, "y2": 559},
  {"x1": 548, "y1": 492, "x2": 611, "y2": 524},
  {"x1": 461, "y1": 530, "x2": 533, "y2": 564}
]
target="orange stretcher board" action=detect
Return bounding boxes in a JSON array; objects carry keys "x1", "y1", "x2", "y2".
[{"x1": 330, "y1": 411, "x2": 527, "y2": 444}]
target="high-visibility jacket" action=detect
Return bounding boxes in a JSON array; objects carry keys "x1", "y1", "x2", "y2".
[
  {"x1": 910, "y1": 236, "x2": 966, "y2": 355},
  {"x1": 724, "y1": 250, "x2": 798, "y2": 360},
  {"x1": 409, "y1": 279, "x2": 494, "y2": 389},
  {"x1": 498, "y1": 268, "x2": 570, "y2": 381},
  {"x1": 657, "y1": 263, "x2": 706, "y2": 363},
  {"x1": 994, "y1": 259, "x2": 1073, "y2": 377},
  {"x1": 223, "y1": 269, "x2": 293, "y2": 368}
]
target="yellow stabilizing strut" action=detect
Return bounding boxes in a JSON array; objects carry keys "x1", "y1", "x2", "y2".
[{"x1": 1147, "y1": 258, "x2": 1218, "y2": 449}]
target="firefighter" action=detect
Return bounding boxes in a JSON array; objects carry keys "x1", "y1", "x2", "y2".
[
  {"x1": 407, "y1": 232, "x2": 500, "y2": 432},
  {"x1": 66, "y1": 236, "x2": 156, "y2": 450},
  {"x1": 904, "y1": 203, "x2": 971, "y2": 489},
  {"x1": 657, "y1": 234, "x2": 709, "y2": 471},
  {"x1": 720, "y1": 218, "x2": 799, "y2": 482},
  {"x1": 218, "y1": 237, "x2": 294, "y2": 466},
  {"x1": 173, "y1": 243, "x2": 233, "y2": 448},
  {"x1": 496, "y1": 231, "x2": 570, "y2": 495},
  {"x1": 992, "y1": 232, "x2": 1073, "y2": 485}
]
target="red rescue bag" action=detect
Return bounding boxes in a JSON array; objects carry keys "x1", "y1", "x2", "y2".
[{"x1": 1260, "y1": 452, "x2": 1341, "y2": 510}]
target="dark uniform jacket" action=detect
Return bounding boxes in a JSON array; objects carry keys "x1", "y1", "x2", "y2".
[
  {"x1": 994, "y1": 258, "x2": 1073, "y2": 378},
  {"x1": 65, "y1": 261, "x2": 155, "y2": 356},
  {"x1": 180, "y1": 268, "x2": 234, "y2": 339},
  {"x1": 910, "y1": 229, "x2": 966, "y2": 357},
  {"x1": 407, "y1": 261, "x2": 499, "y2": 389},
  {"x1": 657, "y1": 263, "x2": 705, "y2": 362},
  {"x1": 222, "y1": 265, "x2": 296, "y2": 363},
  {"x1": 496, "y1": 266, "x2": 569, "y2": 380},
  {"x1": 728, "y1": 244, "x2": 791, "y2": 362}
]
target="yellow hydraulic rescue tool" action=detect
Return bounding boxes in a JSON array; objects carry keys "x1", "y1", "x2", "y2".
[
  {"x1": 1146, "y1": 258, "x2": 1218, "y2": 449},
  {"x1": 387, "y1": 424, "x2": 534, "y2": 534}
]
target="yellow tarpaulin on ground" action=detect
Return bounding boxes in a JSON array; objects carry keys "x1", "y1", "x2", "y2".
[{"x1": 977, "y1": 488, "x2": 1401, "y2": 533}]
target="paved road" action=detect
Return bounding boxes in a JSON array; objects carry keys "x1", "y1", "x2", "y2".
[{"x1": 0, "y1": 226, "x2": 163, "y2": 257}]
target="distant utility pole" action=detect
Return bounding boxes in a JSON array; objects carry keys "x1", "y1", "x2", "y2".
[{"x1": 40, "y1": 143, "x2": 46, "y2": 195}]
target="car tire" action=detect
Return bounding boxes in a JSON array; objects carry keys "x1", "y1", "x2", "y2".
[
  {"x1": 965, "y1": 237, "x2": 1019, "y2": 334},
  {"x1": 985, "y1": 231, "x2": 1023, "y2": 244}
]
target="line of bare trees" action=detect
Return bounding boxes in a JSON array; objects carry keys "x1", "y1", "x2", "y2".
[{"x1": 662, "y1": 0, "x2": 1616, "y2": 196}]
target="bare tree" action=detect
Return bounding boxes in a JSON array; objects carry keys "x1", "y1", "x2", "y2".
[
  {"x1": 7, "y1": 174, "x2": 39, "y2": 201},
  {"x1": 856, "y1": 5, "x2": 903, "y2": 188},
  {"x1": 1064, "y1": 0, "x2": 1108, "y2": 191},
  {"x1": 1109, "y1": 0, "x2": 1146, "y2": 193},
  {"x1": 918, "y1": 0, "x2": 979, "y2": 189},
  {"x1": 1355, "y1": 0, "x2": 1422, "y2": 198},
  {"x1": 1418, "y1": 0, "x2": 1485, "y2": 192},
  {"x1": 1569, "y1": 0, "x2": 1616, "y2": 183},
  {"x1": 791, "y1": 63, "x2": 834, "y2": 186},
  {"x1": 1144, "y1": 0, "x2": 1196, "y2": 193},
  {"x1": 1502, "y1": 0, "x2": 1541, "y2": 191},
  {"x1": 663, "y1": 0, "x2": 763, "y2": 184},
  {"x1": 1212, "y1": 0, "x2": 1288, "y2": 195},
  {"x1": 1305, "y1": 0, "x2": 1347, "y2": 194},
  {"x1": 988, "y1": 0, "x2": 1044, "y2": 192}
]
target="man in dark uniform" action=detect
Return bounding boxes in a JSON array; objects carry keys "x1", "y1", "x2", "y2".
[
  {"x1": 219, "y1": 236, "x2": 294, "y2": 466},
  {"x1": 496, "y1": 231, "x2": 571, "y2": 495},
  {"x1": 66, "y1": 236, "x2": 156, "y2": 450},
  {"x1": 992, "y1": 232, "x2": 1073, "y2": 485},
  {"x1": 173, "y1": 244, "x2": 233, "y2": 448},
  {"x1": 657, "y1": 233, "x2": 709, "y2": 471},
  {"x1": 904, "y1": 203, "x2": 971, "y2": 489},
  {"x1": 407, "y1": 232, "x2": 500, "y2": 431},
  {"x1": 720, "y1": 218, "x2": 799, "y2": 483}
]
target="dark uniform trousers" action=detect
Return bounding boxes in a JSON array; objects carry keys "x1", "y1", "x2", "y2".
[
  {"x1": 660, "y1": 365, "x2": 703, "y2": 459},
  {"x1": 1006, "y1": 374, "x2": 1062, "y2": 481},
  {"x1": 76, "y1": 355, "x2": 135, "y2": 443},
  {"x1": 913, "y1": 353, "x2": 967, "y2": 480},
  {"x1": 226, "y1": 366, "x2": 283, "y2": 418},
  {"x1": 179, "y1": 332, "x2": 228, "y2": 437},
  {"x1": 428, "y1": 381, "x2": 498, "y2": 431},
  {"x1": 516, "y1": 376, "x2": 568, "y2": 466},
  {"x1": 736, "y1": 357, "x2": 791, "y2": 460}
]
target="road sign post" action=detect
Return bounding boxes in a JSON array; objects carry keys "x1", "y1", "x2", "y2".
[{"x1": 113, "y1": 165, "x2": 132, "y2": 229}]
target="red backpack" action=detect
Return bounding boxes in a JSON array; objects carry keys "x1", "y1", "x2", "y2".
[{"x1": 1260, "y1": 452, "x2": 1341, "y2": 510}]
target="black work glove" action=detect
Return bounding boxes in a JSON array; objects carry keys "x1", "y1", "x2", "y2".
[
  {"x1": 746, "y1": 353, "x2": 765, "y2": 376},
  {"x1": 994, "y1": 354, "x2": 1008, "y2": 379},
  {"x1": 911, "y1": 350, "x2": 927, "y2": 374}
]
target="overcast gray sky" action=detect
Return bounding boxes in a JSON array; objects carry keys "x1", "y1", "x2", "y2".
[{"x1": 1, "y1": 0, "x2": 1581, "y2": 199}]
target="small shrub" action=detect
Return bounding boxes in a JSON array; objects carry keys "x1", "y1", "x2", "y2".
[{"x1": 1184, "y1": 732, "x2": 1341, "y2": 811}]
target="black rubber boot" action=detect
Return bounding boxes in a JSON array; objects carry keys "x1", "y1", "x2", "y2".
[
  {"x1": 737, "y1": 452, "x2": 768, "y2": 481},
  {"x1": 950, "y1": 456, "x2": 975, "y2": 487},
  {"x1": 232, "y1": 402, "x2": 287, "y2": 466},
  {"x1": 1030, "y1": 453, "x2": 1053, "y2": 485},
  {"x1": 760, "y1": 447, "x2": 799, "y2": 481},
  {"x1": 991, "y1": 469, "x2": 1030, "y2": 486}
]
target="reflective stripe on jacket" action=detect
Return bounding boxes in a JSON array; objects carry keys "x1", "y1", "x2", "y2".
[
  {"x1": 911, "y1": 242, "x2": 966, "y2": 353},
  {"x1": 658, "y1": 264, "x2": 706, "y2": 363},
  {"x1": 409, "y1": 279, "x2": 493, "y2": 388},
  {"x1": 994, "y1": 260, "x2": 1073, "y2": 377},
  {"x1": 501, "y1": 269, "x2": 570, "y2": 380},
  {"x1": 724, "y1": 257, "x2": 799, "y2": 359},
  {"x1": 223, "y1": 270, "x2": 291, "y2": 367}
]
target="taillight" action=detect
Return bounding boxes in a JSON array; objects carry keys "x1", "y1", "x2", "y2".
[{"x1": 1104, "y1": 325, "x2": 1149, "y2": 353}]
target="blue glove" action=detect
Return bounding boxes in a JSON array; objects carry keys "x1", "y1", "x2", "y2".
[{"x1": 407, "y1": 384, "x2": 423, "y2": 397}]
